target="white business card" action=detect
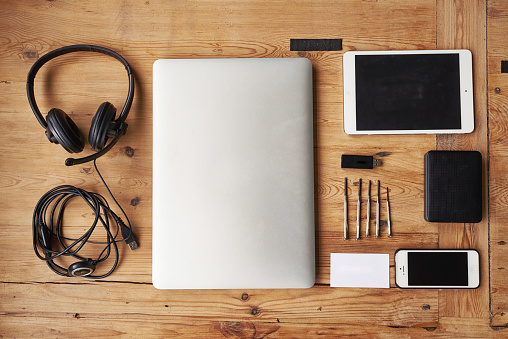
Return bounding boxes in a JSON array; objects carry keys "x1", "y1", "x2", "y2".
[{"x1": 330, "y1": 253, "x2": 390, "y2": 288}]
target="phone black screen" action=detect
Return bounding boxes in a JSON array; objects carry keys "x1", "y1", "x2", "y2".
[
  {"x1": 355, "y1": 53, "x2": 462, "y2": 131},
  {"x1": 407, "y1": 252, "x2": 468, "y2": 286}
]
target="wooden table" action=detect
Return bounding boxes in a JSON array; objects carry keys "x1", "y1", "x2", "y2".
[{"x1": 1, "y1": 0, "x2": 507, "y2": 337}]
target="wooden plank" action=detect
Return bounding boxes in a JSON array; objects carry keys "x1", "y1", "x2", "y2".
[
  {"x1": 0, "y1": 318, "x2": 443, "y2": 339},
  {"x1": 490, "y1": 155, "x2": 508, "y2": 327},
  {"x1": 3, "y1": 318, "x2": 498, "y2": 339},
  {"x1": 435, "y1": 0, "x2": 490, "y2": 320},
  {"x1": 0, "y1": 316, "x2": 498, "y2": 338},
  {"x1": 488, "y1": 0, "x2": 508, "y2": 329},
  {"x1": 0, "y1": 283, "x2": 438, "y2": 326}
]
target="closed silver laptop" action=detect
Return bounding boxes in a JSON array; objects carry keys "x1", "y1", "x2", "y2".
[{"x1": 153, "y1": 58, "x2": 315, "y2": 289}]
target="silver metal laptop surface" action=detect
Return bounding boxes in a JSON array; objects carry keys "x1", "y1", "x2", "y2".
[{"x1": 153, "y1": 58, "x2": 315, "y2": 289}]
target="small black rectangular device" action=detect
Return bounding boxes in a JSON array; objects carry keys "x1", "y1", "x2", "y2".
[
  {"x1": 424, "y1": 150, "x2": 482, "y2": 223},
  {"x1": 395, "y1": 249, "x2": 480, "y2": 289},
  {"x1": 341, "y1": 155, "x2": 381, "y2": 169}
]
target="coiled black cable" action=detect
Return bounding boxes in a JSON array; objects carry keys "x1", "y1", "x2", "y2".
[{"x1": 32, "y1": 160, "x2": 135, "y2": 279}]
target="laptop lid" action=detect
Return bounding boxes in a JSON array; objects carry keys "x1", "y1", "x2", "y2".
[{"x1": 152, "y1": 58, "x2": 315, "y2": 289}]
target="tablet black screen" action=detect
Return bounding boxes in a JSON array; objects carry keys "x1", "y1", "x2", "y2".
[{"x1": 355, "y1": 53, "x2": 462, "y2": 131}]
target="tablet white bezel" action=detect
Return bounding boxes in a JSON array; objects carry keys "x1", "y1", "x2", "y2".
[{"x1": 343, "y1": 49, "x2": 474, "y2": 135}]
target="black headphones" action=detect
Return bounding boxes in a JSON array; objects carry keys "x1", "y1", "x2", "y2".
[
  {"x1": 27, "y1": 44, "x2": 134, "y2": 166},
  {"x1": 29, "y1": 45, "x2": 137, "y2": 279}
]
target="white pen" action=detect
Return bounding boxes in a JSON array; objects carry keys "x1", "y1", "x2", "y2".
[
  {"x1": 376, "y1": 180, "x2": 380, "y2": 238},
  {"x1": 387, "y1": 187, "x2": 392, "y2": 237},
  {"x1": 356, "y1": 179, "x2": 362, "y2": 240},
  {"x1": 344, "y1": 178, "x2": 348, "y2": 240},
  {"x1": 366, "y1": 180, "x2": 371, "y2": 237}
]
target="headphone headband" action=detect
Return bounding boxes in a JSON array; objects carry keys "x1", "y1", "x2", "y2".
[{"x1": 26, "y1": 44, "x2": 134, "y2": 129}]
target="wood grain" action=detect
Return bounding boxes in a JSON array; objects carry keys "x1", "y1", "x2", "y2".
[
  {"x1": 435, "y1": 0, "x2": 490, "y2": 322},
  {"x1": 1, "y1": 317, "x2": 496, "y2": 339},
  {"x1": 488, "y1": 0, "x2": 508, "y2": 329},
  {"x1": 0, "y1": 0, "x2": 504, "y2": 337}
]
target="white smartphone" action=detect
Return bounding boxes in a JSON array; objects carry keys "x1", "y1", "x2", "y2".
[
  {"x1": 343, "y1": 49, "x2": 474, "y2": 135},
  {"x1": 395, "y1": 249, "x2": 480, "y2": 289}
]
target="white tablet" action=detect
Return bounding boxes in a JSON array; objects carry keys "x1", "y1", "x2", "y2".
[{"x1": 343, "y1": 50, "x2": 474, "y2": 135}]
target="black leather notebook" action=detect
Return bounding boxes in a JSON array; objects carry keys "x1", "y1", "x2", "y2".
[{"x1": 425, "y1": 151, "x2": 482, "y2": 223}]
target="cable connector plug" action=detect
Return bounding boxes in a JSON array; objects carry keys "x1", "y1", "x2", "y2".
[{"x1": 117, "y1": 217, "x2": 138, "y2": 250}]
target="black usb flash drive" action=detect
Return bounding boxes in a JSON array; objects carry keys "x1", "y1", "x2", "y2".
[{"x1": 341, "y1": 155, "x2": 381, "y2": 169}]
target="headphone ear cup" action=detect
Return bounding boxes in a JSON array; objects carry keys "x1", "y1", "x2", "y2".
[
  {"x1": 46, "y1": 108, "x2": 84, "y2": 153},
  {"x1": 89, "y1": 102, "x2": 117, "y2": 151}
]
